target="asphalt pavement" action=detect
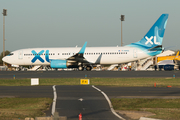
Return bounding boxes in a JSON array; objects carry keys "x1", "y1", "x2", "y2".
[
  {"x1": 0, "y1": 71, "x2": 180, "y2": 78},
  {"x1": 1, "y1": 85, "x2": 180, "y2": 119},
  {"x1": 55, "y1": 85, "x2": 121, "y2": 120},
  {"x1": 0, "y1": 86, "x2": 53, "y2": 98},
  {"x1": 97, "y1": 86, "x2": 180, "y2": 99}
]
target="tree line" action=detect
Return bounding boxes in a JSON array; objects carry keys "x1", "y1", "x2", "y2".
[{"x1": 0, "y1": 51, "x2": 10, "y2": 65}]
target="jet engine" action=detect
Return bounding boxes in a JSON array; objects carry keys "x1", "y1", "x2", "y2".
[{"x1": 50, "y1": 60, "x2": 78, "y2": 68}]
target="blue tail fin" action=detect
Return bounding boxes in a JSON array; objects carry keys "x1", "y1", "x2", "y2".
[{"x1": 128, "y1": 14, "x2": 168, "y2": 49}]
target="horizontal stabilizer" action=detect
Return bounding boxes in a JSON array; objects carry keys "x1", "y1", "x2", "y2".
[{"x1": 148, "y1": 45, "x2": 162, "y2": 51}]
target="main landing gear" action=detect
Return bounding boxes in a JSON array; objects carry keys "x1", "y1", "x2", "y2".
[
  {"x1": 86, "y1": 66, "x2": 92, "y2": 71},
  {"x1": 78, "y1": 65, "x2": 92, "y2": 71}
]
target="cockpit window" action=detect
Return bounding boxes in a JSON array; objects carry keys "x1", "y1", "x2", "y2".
[{"x1": 7, "y1": 53, "x2": 14, "y2": 56}]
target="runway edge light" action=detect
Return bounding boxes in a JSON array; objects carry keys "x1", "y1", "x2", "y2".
[{"x1": 80, "y1": 79, "x2": 90, "y2": 85}]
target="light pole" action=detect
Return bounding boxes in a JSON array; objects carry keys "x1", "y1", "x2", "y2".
[
  {"x1": 2, "y1": 9, "x2": 7, "y2": 66},
  {"x1": 120, "y1": 15, "x2": 124, "y2": 46}
]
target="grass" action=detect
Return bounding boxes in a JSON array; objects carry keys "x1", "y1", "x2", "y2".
[
  {"x1": 1, "y1": 78, "x2": 180, "y2": 119},
  {"x1": 0, "y1": 98, "x2": 52, "y2": 120},
  {"x1": 0, "y1": 78, "x2": 180, "y2": 87},
  {"x1": 111, "y1": 98, "x2": 180, "y2": 120}
]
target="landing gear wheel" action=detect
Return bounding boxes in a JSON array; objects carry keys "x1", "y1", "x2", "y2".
[
  {"x1": 86, "y1": 66, "x2": 92, "y2": 71},
  {"x1": 78, "y1": 66, "x2": 84, "y2": 71},
  {"x1": 16, "y1": 67, "x2": 21, "y2": 71}
]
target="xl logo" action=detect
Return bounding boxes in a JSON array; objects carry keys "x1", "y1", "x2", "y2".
[
  {"x1": 31, "y1": 50, "x2": 50, "y2": 63},
  {"x1": 145, "y1": 36, "x2": 160, "y2": 45}
]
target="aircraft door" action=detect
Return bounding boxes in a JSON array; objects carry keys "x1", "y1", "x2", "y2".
[
  {"x1": 133, "y1": 49, "x2": 137, "y2": 58},
  {"x1": 18, "y1": 50, "x2": 23, "y2": 59}
]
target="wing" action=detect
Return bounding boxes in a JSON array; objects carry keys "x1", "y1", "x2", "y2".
[{"x1": 67, "y1": 42, "x2": 89, "y2": 63}]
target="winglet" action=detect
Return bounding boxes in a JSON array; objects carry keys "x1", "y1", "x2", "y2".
[
  {"x1": 79, "y1": 42, "x2": 87, "y2": 54},
  {"x1": 67, "y1": 42, "x2": 88, "y2": 62}
]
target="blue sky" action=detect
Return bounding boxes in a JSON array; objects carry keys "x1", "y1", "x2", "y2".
[{"x1": 0, "y1": 0, "x2": 180, "y2": 53}]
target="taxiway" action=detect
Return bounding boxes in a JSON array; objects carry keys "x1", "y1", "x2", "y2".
[{"x1": 0, "y1": 71, "x2": 180, "y2": 78}]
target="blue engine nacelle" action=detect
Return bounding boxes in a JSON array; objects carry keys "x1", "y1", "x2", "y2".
[
  {"x1": 50, "y1": 60, "x2": 78, "y2": 69},
  {"x1": 50, "y1": 60, "x2": 67, "y2": 68}
]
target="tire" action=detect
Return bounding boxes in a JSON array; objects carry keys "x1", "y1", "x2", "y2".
[
  {"x1": 86, "y1": 66, "x2": 92, "y2": 71},
  {"x1": 78, "y1": 66, "x2": 84, "y2": 71}
]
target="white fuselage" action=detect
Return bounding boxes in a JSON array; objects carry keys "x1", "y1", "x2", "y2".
[{"x1": 3, "y1": 46, "x2": 148, "y2": 65}]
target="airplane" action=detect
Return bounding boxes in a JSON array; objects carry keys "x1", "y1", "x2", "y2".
[
  {"x1": 2, "y1": 14, "x2": 169, "y2": 71},
  {"x1": 156, "y1": 51, "x2": 180, "y2": 70}
]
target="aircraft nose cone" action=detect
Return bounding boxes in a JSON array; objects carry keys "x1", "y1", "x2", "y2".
[{"x1": 2, "y1": 56, "x2": 8, "y2": 63}]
